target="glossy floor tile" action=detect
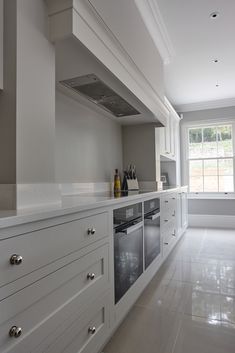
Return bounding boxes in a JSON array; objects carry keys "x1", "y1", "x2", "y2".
[{"x1": 104, "y1": 228, "x2": 235, "y2": 353}]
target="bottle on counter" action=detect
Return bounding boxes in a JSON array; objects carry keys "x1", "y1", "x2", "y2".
[{"x1": 114, "y1": 169, "x2": 121, "y2": 195}]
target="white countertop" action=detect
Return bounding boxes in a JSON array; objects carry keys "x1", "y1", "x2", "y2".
[{"x1": 0, "y1": 186, "x2": 187, "y2": 229}]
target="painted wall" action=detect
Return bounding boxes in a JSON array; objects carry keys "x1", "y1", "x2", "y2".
[
  {"x1": 122, "y1": 124, "x2": 158, "y2": 182},
  {"x1": 55, "y1": 91, "x2": 123, "y2": 183},
  {"x1": 0, "y1": 0, "x2": 3, "y2": 89},
  {"x1": 16, "y1": 0, "x2": 56, "y2": 183},
  {"x1": 0, "y1": 0, "x2": 16, "y2": 185},
  {"x1": 180, "y1": 106, "x2": 235, "y2": 216}
]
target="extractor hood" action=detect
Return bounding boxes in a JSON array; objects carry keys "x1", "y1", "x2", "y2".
[
  {"x1": 60, "y1": 74, "x2": 140, "y2": 118},
  {"x1": 47, "y1": 0, "x2": 169, "y2": 125},
  {"x1": 55, "y1": 37, "x2": 164, "y2": 125}
]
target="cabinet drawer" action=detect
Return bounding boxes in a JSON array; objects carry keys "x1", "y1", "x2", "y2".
[
  {"x1": 40, "y1": 293, "x2": 110, "y2": 353},
  {"x1": 0, "y1": 244, "x2": 109, "y2": 353},
  {"x1": 0, "y1": 212, "x2": 108, "y2": 288},
  {"x1": 2, "y1": 291, "x2": 110, "y2": 353}
]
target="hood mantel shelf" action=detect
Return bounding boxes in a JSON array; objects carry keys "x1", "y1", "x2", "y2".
[{"x1": 46, "y1": 0, "x2": 169, "y2": 125}]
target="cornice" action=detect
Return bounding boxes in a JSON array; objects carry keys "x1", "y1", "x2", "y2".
[
  {"x1": 135, "y1": 0, "x2": 175, "y2": 64},
  {"x1": 175, "y1": 97, "x2": 235, "y2": 113}
]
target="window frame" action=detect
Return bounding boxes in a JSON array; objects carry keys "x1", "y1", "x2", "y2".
[{"x1": 182, "y1": 119, "x2": 235, "y2": 197}]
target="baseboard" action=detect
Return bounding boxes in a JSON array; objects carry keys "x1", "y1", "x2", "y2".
[{"x1": 189, "y1": 214, "x2": 235, "y2": 229}]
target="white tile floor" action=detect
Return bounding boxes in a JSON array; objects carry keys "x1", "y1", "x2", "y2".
[{"x1": 104, "y1": 228, "x2": 235, "y2": 353}]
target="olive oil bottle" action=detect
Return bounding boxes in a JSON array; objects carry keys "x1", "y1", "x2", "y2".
[{"x1": 114, "y1": 169, "x2": 121, "y2": 196}]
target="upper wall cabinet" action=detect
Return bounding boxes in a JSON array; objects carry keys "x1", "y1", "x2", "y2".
[
  {"x1": 159, "y1": 98, "x2": 180, "y2": 161},
  {"x1": 0, "y1": 0, "x2": 3, "y2": 89},
  {"x1": 46, "y1": 0, "x2": 169, "y2": 126}
]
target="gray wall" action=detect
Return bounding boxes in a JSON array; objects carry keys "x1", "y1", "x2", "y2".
[
  {"x1": 0, "y1": 0, "x2": 56, "y2": 184},
  {"x1": 0, "y1": 0, "x2": 17, "y2": 184},
  {"x1": 122, "y1": 124, "x2": 157, "y2": 182},
  {"x1": 16, "y1": 0, "x2": 56, "y2": 183},
  {"x1": 55, "y1": 91, "x2": 123, "y2": 183},
  {"x1": 180, "y1": 106, "x2": 235, "y2": 216}
]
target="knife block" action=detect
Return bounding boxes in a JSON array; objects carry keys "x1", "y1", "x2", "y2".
[{"x1": 126, "y1": 179, "x2": 139, "y2": 191}]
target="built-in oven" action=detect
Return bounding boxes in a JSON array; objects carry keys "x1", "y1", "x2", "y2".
[
  {"x1": 144, "y1": 198, "x2": 161, "y2": 269},
  {"x1": 113, "y1": 203, "x2": 143, "y2": 304}
]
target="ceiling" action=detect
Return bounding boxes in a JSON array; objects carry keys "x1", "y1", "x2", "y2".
[{"x1": 155, "y1": 0, "x2": 235, "y2": 111}]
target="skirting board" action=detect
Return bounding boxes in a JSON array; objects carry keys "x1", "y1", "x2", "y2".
[{"x1": 189, "y1": 214, "x2": 235, "y2": 229}]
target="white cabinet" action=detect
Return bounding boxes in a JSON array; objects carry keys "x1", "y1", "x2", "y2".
[
  {"x1": 177, "y1": 187, "x2": 188, "y2": 235},
  {"x1": 181, "y1": 190, "x2": 188, "y2": 230},
  {"x1": 161, "y1": 192, "x2": 178, "y2": 257},
  {"x1": 159, "y1": 98, "x2": 180, "y2": 161},
  {"x1": 0, "y1": 0, "x2": 3, "y2": 89},
  {"x1": 0, "y1": 210, "x2": 111, "y2": 353}
]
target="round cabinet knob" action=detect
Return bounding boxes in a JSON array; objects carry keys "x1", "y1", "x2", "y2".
[
  {"x1": 164, "y1": 242, "x2": 169, "y2": 245},
  {"x1": 87, "y1": 273, "x2": 95, "y2": 280},
  {"x1": 164, "y1": 219, "x2": 168, "y2": 223},
  {"x1": 87, "y1": 228, "x2": 96, "y2": 235},
  {"x1": 88, "y1": 326, "x2": 96, "y2": 335},
  {"x1": 10, "y1": 254, "x2": 23, "y2": 265},
  {"x1": 9, "y1": 326, "x2": 22, "y2": 338}
]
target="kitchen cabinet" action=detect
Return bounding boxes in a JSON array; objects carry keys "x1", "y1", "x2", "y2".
[
  {"x1": 159, "y1": 98, "x2": 180, "y2": 160},
  {"x1": 0, "y1": 0, "x2": 3, "y2": 90},
  {"x1": 181, "y1": 190, "x2": 188, "y2": 230},
  {"x1": 0, "y1": 209, "x2": 111, "y2": 353},
  {"x1": 161, "y1": 192, "x2": 178, "y2": 257},
  {"x1": 0, "y1": 188, "x2": 188, "y2": 353},
  {"x1": 177, "y1": 187, "x2": 188, "y2": 235}
]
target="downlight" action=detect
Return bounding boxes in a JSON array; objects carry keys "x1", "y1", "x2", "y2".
[{"x1": 210, "y1": 11, "x2": 219, "y2": 19}]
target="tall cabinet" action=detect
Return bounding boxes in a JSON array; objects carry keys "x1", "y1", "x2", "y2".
[{"x1": 160, "y1": 97, "x2": 180, "y2": 161}]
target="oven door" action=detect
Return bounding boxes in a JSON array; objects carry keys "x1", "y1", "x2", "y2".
[
  {"x1": 114, "y1": 221, "x2": 143, "y2": 304},
  {"x1": 144, "y1": 210, "x2": 161, "y2": 269}
]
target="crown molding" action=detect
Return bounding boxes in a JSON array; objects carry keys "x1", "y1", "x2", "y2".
[
  {"x1": 175, "y1": 97, "x2": 235, "y2": 113},
  {"x1": 134, "y1": 0, "x2": 175, "y2": 64}
]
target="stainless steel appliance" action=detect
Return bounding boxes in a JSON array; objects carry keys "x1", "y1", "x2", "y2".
[
  {"x1": 144, "y1": 198, "x2": 161, "y2": 269},
  {"x1": 113, "y1": 203, "x2": 143, "y2": 304}
]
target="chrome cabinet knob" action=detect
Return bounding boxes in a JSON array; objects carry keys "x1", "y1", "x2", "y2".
[
  {"x1": 9, "y1": 326, "x2": 22, "y2": 338},
  {"x1": 88, "y1": 326, "x2": 96, "y2": 335},
  {"x1": 87, "y1": 273, "x2": 95, "y2": 280},
  {"x1": 164, "y1": 219, "x2": 168, "y2": 222},
  {"x1": 87, "y1": 228, "x2": 96, "y2": 235},
  {"x1": 10, "y1": 254, "x2": 23, "y2": 265},
  {"x1": 164, "y1": 242, "x2": 169, "y2": 245},
  {"x1": 164, "y1": 200, "x2": 169, "y2": 203}
]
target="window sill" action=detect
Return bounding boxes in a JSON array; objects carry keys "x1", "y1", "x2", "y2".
[{"x1": 188, "y1": 192, "x2": 235, "y2": 200}]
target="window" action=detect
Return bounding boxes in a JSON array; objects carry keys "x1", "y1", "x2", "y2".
[{"x1": 188, "y1": 124, "x2": 234, "y2": 192}]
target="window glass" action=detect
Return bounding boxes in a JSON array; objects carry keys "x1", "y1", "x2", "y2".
[
  {"x1": 217, "y1": 126, "x2": 233, "y2": 157},
  {"x1": 188, "y1": 124, "x2": 234, "y2": 193},
  {"x1": 203, "y1": 127, "x2": 217, "y2": 157},
  {"x1": 190, "y1": 176, "x2": 203, "y2": 192},
  {"x1": 189, "y1": 128, "x2": 202, "y2": 158}
]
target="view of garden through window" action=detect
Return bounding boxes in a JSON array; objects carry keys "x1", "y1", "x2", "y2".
[{"x1": 188, "y1": 125, "x2": 234, "y2": 192}]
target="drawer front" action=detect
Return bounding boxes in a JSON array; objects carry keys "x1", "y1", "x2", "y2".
[
  {"x1": 0, "y1": 212, "x2": 108, "y2": 288},
  {"x1": 2, "y1": 291, "x2": 110, "y2": 353},
  {"x1": 0, "y1": 244, "x2": 109, "y2": 353},
  {"x1": 42, "y1": 294, "x2": 110, "y2": 353}
]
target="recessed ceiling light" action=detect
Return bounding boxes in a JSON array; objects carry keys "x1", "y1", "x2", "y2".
[{"x1": 210, "y1": 11, "x2": 219, "y2": 19}]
